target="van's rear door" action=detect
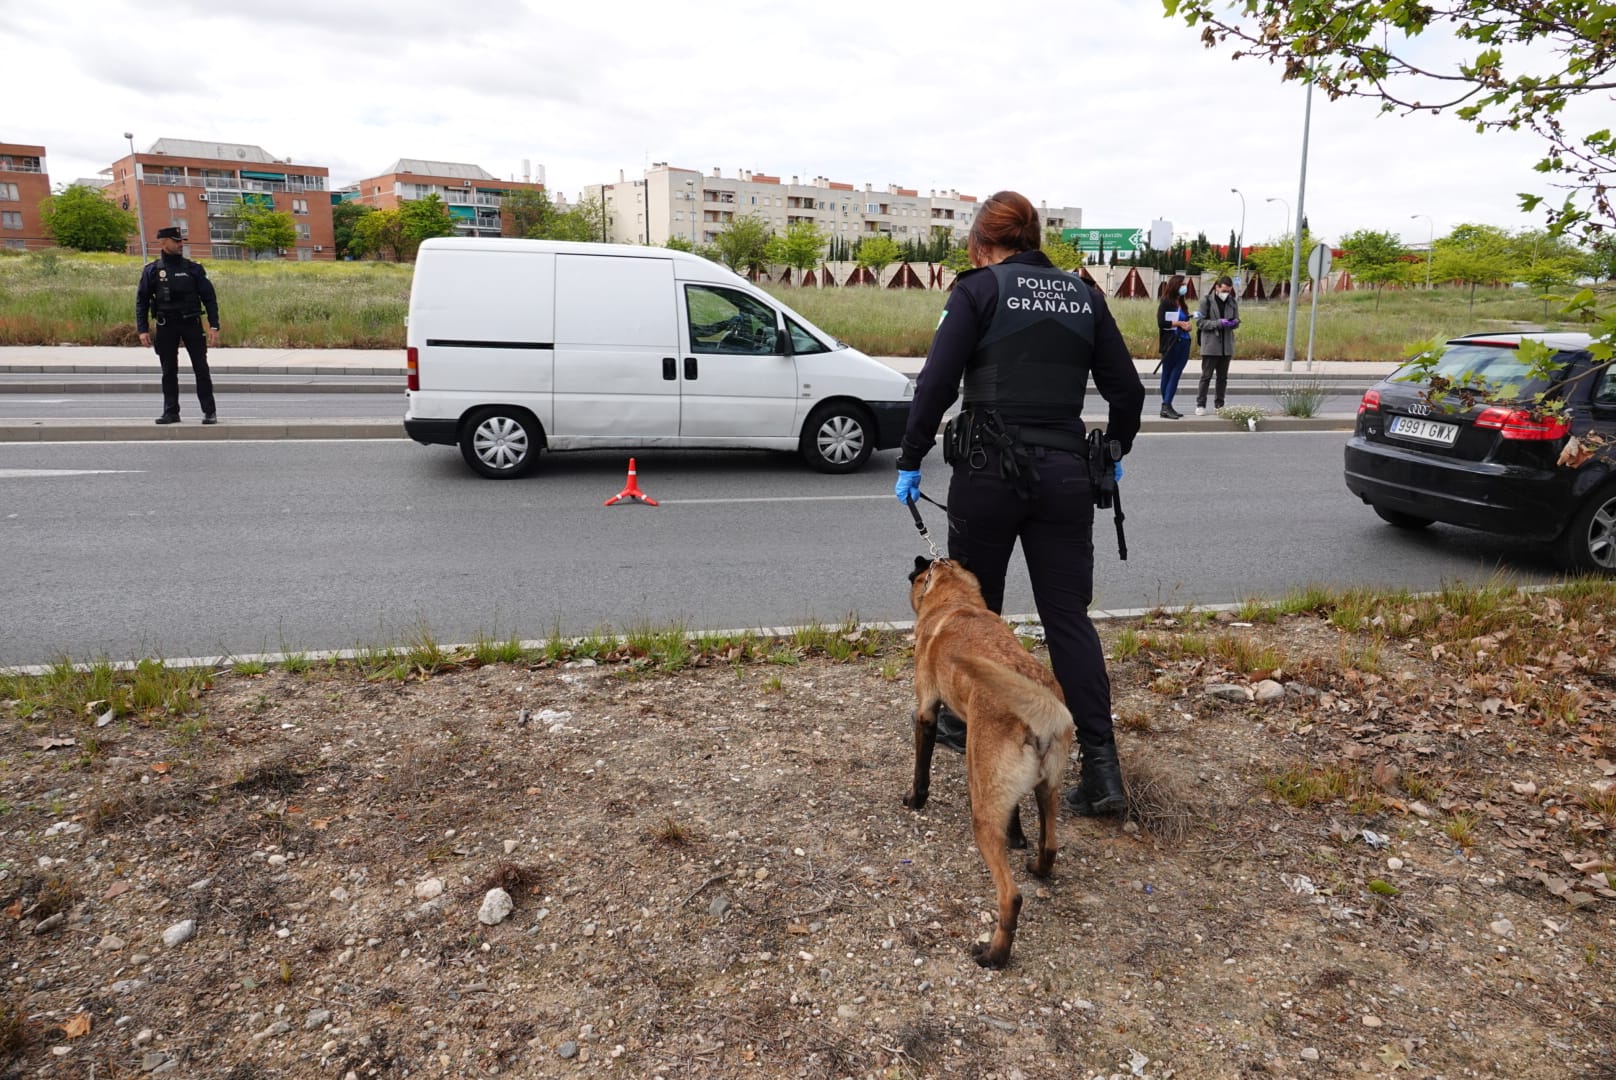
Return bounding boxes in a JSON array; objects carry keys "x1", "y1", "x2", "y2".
[{"x1": 552, "y1": 254, "x2": 680, "y2": 443}]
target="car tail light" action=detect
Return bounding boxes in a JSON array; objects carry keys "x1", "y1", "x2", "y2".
[
  {"x1": 1357, "y1": 389, "x2": 1380, "y2": 415},
  {"x1": 406, "y1": 346, "x2": 419, "y2": 392},
  {"x1": 1473, "y1": 406, "x2": 1569, "y2": 440}
]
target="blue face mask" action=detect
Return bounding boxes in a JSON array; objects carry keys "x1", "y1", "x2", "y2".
[{"x1": 1177, "y1": 285, "x2": 1187, "y2": 296}]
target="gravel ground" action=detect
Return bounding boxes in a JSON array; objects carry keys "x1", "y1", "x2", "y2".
[{"x1": 3, "y1": 598, "x2": 1614, "y2": 1079}]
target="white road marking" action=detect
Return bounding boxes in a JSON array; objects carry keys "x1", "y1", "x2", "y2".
[
  {"x1": 0, "y1": 469, "x2": 146, "y2": 478},
  {"x1": 0, "y1": 399, "x2": 71, "y2": 404},
  {"x1": 666, "y1": 494, "x2": 891, "y2": 505}
]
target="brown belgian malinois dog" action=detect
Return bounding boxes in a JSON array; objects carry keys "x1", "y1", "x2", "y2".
[{"x1": 903, "y1": 555, "x2": 1073, "y2": 968}]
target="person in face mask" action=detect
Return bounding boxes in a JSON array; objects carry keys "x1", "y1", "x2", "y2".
[
  {"x1": 1154, "y1": 274, "x2": 1193, "y2": 419},
  {"x1": 1194, "y1": 274, "x2": 1240, "y2": 415}
]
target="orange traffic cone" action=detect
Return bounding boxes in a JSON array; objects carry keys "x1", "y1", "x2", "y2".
[{"x1": 604, "y1": 458, "x2": 658, "y2": 506}]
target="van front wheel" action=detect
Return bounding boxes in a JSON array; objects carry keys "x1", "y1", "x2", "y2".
[
  {"x1": 801, "y1": 402, "x2": 874, "y2": 473},
  {"x1": 460, "y1": 407, "x2": 540, "y2": 479}
]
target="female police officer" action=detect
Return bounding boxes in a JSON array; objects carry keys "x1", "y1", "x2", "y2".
[{"x1": 894, "y1": 190, "x2": 1145, "y2": 816}]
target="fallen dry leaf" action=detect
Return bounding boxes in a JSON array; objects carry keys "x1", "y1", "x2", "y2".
[
  {"x1": 103, "y1": 881, "x2": 131, "y2": 901},
  {"x1": 36, "y1": 736, "x2": 76, "y2": 750},
  {"x1": 61, "y1": 1013, "x2": 91, "y2": 1039}
]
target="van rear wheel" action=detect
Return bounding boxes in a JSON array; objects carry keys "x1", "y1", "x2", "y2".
[
  {"x1": 460, "y1": 407, "x2": 540, "y2": 479},
  {"x1": 801, "y1": 402, "x2": 874, "y2": 474}
]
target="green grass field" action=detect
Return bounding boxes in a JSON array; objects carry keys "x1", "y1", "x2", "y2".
[{"x1": 0, "y1": 248, "x2": 1595, "y2": 359}]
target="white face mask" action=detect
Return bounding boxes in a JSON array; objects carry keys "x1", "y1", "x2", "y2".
[{"x1": 1218, "y1": 289, "x2": 1232, "y2": 299}]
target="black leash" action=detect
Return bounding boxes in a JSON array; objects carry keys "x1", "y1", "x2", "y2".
[{"x1": 905, "y1": 491, "x2": 947, "y2": 558}]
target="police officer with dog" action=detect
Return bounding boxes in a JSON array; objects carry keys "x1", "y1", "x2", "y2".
[
  {"x1": 895, "y1": 190, "x2": 1145, "y2": 817},
  {"x1": 136, "y1": 225, "x2": 220, "y2": 425}
]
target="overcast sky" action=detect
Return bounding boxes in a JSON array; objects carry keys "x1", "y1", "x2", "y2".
[{"x1": 3, "y1": 0, "x2": 1597, "y2": 248}]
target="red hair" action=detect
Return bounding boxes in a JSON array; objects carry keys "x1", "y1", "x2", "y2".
[{"x1": 968, "y1": 191, "x2": 1041, "y2": 263}]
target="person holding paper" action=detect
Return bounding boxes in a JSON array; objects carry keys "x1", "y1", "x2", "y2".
[{"x1": 1155, "y1": 274, "x2": 1193, "y2": 418}]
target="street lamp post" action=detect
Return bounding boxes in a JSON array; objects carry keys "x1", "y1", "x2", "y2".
[
  {"x1": 1280, "y1": 76, "x2": 1313, "y2": 372},
  {"x1": 687, "y1": 179, "x2": 697, "y2": 244},
  {"x1": 1230, "y1": 187, "x2": 1245, "y2": 286},
  {"x1": 124, "y1": 132, "x2": 147, "y2": 260},
  {"x1": 1410, "y1": 213, "x2": 1433, "y2": 288}
]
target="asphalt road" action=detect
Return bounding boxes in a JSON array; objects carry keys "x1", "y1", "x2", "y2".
[{"x1": 0, "y1": 433, "x2": 1562, "y2": 666}]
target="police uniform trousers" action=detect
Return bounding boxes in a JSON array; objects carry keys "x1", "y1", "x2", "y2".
[
  {"x1": 153, "y1": 315, "x2": 216, "y2": 418},
  {"x1": 945, "y1": 444, "x2": 1113, "y2": 742}
]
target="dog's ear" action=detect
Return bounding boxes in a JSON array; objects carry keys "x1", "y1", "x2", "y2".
[{"x1": 908, "y1": 555, "x2": 932, "y2": 583}]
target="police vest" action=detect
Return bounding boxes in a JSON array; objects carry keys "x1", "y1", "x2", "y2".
[
  {"x1": 151, "y1": 259, "x2": 202, "y2": 317},
  {"x1": 961, "y1": 263, "x2": 1096, "y2": 412}
]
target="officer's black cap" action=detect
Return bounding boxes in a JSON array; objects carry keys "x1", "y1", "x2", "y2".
[{"x1": 155, "y1": 226, "x2": 183, "y2": 240}]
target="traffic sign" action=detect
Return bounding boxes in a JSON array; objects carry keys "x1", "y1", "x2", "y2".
[{"x1": 1306, "y1": 242, "x2": 1332, "y2": 281}]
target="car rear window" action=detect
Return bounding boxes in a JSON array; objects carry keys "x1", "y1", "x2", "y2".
[{"x1": 1392, "y1": 343, "x2": 1565, "y2": 394}]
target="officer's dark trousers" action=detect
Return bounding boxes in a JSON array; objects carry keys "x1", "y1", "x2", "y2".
[
  {"x1": 153, "y1": 316, "x2": 215, "y2": 418},
  {"x1": 946, "y1": 445, "x2": 1113, "y2": 742}
]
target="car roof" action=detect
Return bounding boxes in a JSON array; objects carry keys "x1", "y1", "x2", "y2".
[{"x1": 1445, "y1": 331, "x2": 1594, "y2": 351}]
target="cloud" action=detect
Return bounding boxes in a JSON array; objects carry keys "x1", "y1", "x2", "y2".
[{"x1": 3, "y1": 0, "x2": 1601, "y2": 245}]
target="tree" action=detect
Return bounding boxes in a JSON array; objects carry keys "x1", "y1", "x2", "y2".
[
  {"x1": 1042, "y1": 234, "x2": 1083, "y2": 271},
  {"x1": 352, "y1": 208, "x2": 409, "y2": 262},
  {"x1": 1590, "y1": 235, "x2": 1616, "y2": 281},
  {"x1": 398, "y1": 194, "x2": 455, "y2": 258},
  {"x1": 1432, "y1": 223, "x2": 1514, "y2": 314},
  {"x1": 709, "y1": 214, "x2": 772, "y2": 274},
  {"x1": 942, "y1": 248, "x2": 971, "y2": 275},
  {"x1": 228, "y1": 201, "x2": 298, "y2": 258},
  {"x1": 39, "y1": 184, "x2": 136, "y2": 253},
  {"x1": 1247, "y1": 229, "x2": 1319, "y2": 287},
  {"x1": 1161, "y1": 0, "x2": 1615, "y2": 239},
  {"x1": 502, "y1": 189, "x2": 559, "y2": 238},
  {"x1": 537, "y1": 196, "x2": 605, "y2": 243},
  {"x1": 1338, "y1": 229, "x2": 1409, "y2": 309},
  {"x1": 854, "y1": 235, "x2": 902, "y2": 283},
  {"x1": 664, "y1": 236, "x2": 695, "y2": 253},
  {"x1": 332, "y1": 200, "x2": 373, "y2": 260},
  {"x1": 764, "y1": 220, "x2": 828, "y2": 278}
]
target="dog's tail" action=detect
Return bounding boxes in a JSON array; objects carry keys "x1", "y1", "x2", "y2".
[{"x1": 958, "y1": 656, "x2": 1072, "y2": 742}]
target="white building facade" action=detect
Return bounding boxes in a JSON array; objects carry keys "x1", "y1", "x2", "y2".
[{"x1": 586, "y1": 164, "x2": 1080, "y2": 249}]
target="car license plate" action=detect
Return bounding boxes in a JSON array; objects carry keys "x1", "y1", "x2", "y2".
[{"x1": 1388, "y1": 414, "x2": 1460, "y2": 446}]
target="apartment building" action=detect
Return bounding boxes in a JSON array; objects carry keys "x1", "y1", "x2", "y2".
[
  {"x1": 103, "y1": 138, "x2": 334, "y2": 260},
  {"x1": 585, "y1": 163, "x2": 1081, "y2": 249},
  {"x1": 0, "y1": 142, "x2": 52, "y2": 252},
  {"x1": 343, "y1": 159, "x2": 547, "y2": 237}
]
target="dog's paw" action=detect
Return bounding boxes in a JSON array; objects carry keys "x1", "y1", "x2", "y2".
[
  {"x1": 902, "y1": 789, "x2": 928, "y2": 811},
  {"x1": 970, "y1": 941, "x2": 1010, "y2": 969},
  {"x1": 1026, "y1": 853, "x2": 1055, "y2": 879}
]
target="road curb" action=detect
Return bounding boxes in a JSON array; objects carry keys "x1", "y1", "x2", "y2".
[{"x1": 0, "y1": 420, "x2": 406, "y2": 442}]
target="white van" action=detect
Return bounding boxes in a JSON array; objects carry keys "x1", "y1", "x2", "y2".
[{"x1": 403, "y1": 238, "x2": 915, "y2": 479}]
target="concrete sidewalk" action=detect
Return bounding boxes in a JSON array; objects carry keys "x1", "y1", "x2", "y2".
[
  {"x1": 0, "y1": 346, "x2": 1382, "y2": 443},
  {"x1": 0, "y1": 344, "x2": 1400, "y2": 381}
]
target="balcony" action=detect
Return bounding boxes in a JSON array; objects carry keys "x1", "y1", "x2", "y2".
[{"x1": 0, "y1": 159, "x2": 43, "y2": 174}]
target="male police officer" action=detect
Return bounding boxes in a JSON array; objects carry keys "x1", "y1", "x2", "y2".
[{"x1": 136, "y1": 225, "x2": 220, "y2": 424}]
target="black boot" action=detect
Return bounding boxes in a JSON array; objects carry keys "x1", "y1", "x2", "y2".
[
  {"x1": 934, "y1": 703, "x2": 967, "y2": 754},
  {"x1": 1063, "y1": 735, "x2": 1126, "y2": 817}
]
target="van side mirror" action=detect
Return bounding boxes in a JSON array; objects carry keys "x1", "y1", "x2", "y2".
[{"x1": 775, "y1": 327, "x2": 792, "y2": 356}]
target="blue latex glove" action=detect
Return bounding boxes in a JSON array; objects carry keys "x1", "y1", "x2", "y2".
[
  {"x1": 895, "y1": 469, "x2": 921, "y2": 505},
  {"x1": 1114, "y1": 462, "x2": 1123, "y2": 483}
]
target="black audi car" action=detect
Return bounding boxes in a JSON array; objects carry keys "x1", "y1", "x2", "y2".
[{"x1": 1344, "y1": 331, "x2": 1616, "y2": 572}]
